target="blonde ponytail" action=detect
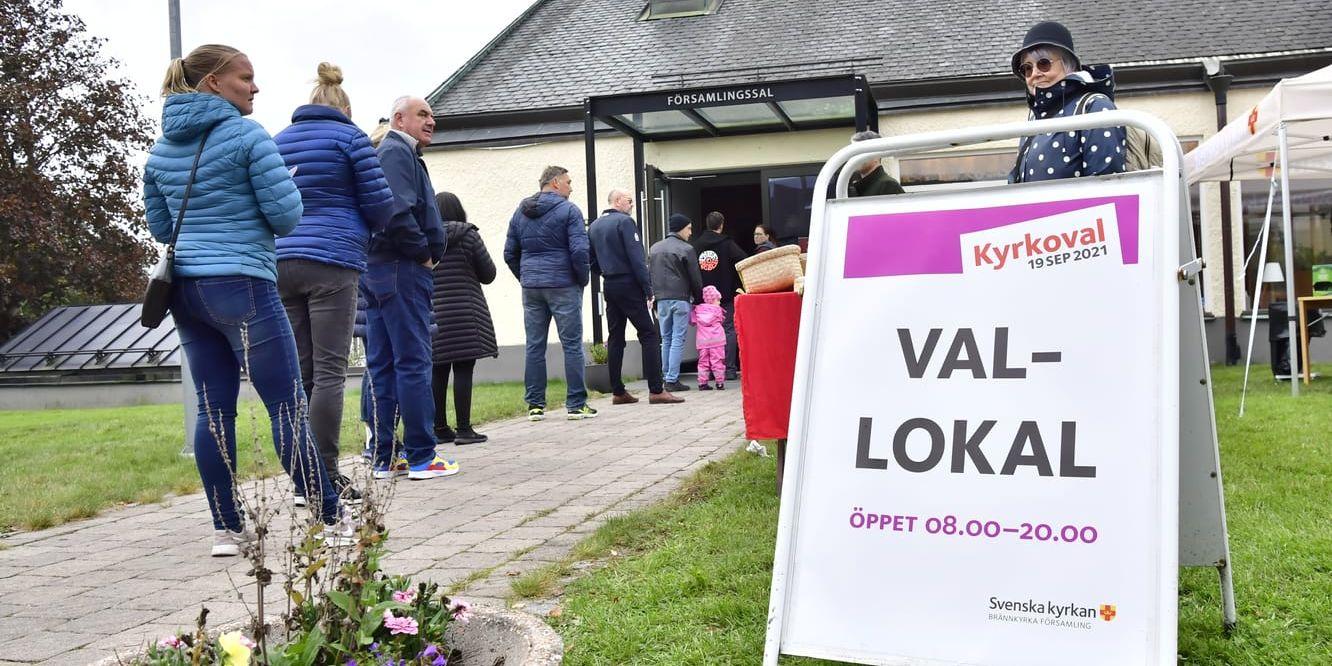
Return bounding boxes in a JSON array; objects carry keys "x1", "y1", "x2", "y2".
[
  {"x1": 160, "y1": 44, "x2": 243, "y2": 97},
  {"x1": 160, "y1": 58, "x2": 193, "y2": 96},
  {"x1": 310, "y1": 61, "x2": 351, "y2": 112},
  {"x1": 368, "y1": 119, "x2": 390, "y2": 148}
]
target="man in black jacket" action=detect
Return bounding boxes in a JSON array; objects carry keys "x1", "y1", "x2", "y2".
[
  {"x1": 589, "y1": 190, "x2": 683, "y2": 405},
  {"x1": 648, "y1": 214, "x2": 704, "y2": 393},
  {"x1": 848, "y1": 130, "x2": 906, "y2": 198},
  {"x1": 691, "y1": 211, "x2": 747, "y2": 380}
]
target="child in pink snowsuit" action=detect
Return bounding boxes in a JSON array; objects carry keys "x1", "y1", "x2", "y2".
[{"x1": 691, "y1": 285, "x2": 728, "y2": 390}]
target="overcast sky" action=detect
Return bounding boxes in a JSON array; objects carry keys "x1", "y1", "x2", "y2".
[{"x1": 64, "y1": 0, "x2": 535, "y2": 136}]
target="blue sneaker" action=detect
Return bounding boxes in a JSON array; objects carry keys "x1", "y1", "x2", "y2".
[{"x1": 408, "y1": 455, "x2": 460, "y2": 480}]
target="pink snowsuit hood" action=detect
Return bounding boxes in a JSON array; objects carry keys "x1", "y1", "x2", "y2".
[{"x1": 691, "y1": 289, "x2": 726, "y2": 349}]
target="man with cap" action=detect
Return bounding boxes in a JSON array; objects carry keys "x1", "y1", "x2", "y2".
[
  {"x1": 848, "y1": 130, "x2": 906, "y2": 197},
  {"x1": 1008, "y1": 20, "x2": 1126, "y2": 183},
  {"x1": 648, "y1": 213, "x2": 704, "y2": 393},
  {"x1": 589, "y1": 190, "x2": 684, "y2": 405}
]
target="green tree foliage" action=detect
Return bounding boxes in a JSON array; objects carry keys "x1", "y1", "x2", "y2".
[{"x1": 0, "y1": 0, "x2": 154, "y2": 341}]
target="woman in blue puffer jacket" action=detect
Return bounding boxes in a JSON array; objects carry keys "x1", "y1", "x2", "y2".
[
  {"x1": 142, "y1": 44, "x2": 349, "y2": 556},
  {"x1": 273, "y1": 63, "x2": 394, "y2": 506}
]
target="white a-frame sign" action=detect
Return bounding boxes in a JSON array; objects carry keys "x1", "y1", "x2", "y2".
[{"x1": 764, "y1": 111, "x2": 1234, "y2": 666}]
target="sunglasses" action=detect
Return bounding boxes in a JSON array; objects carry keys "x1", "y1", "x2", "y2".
[{"x1": 1018, "y1": 57, "x2": 1055, "y2": 79}]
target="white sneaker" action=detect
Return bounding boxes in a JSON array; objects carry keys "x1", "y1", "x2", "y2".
[
  {"x1": 318, "y1": 516, "x2": 357, "y2": 548},
  {"x1": 211, "y1": 527, "x2": 257, "y2": 557}
]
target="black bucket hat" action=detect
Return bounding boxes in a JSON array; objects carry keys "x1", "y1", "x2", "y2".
[{"x1": 1011, "y1": 21, "x2": 1080, "y2": 76}]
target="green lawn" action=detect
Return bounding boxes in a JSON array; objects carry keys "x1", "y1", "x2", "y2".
[
  {"x1": 0, "y1": 380, "x2": 566, "y2": 532},
  {"x1": 515, "y1": 363, "x2": 1332, "y2": 665}
]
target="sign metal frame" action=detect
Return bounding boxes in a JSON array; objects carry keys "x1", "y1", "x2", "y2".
[{"x1": 763, "y1": 110, "x2": 1234, "y2": 664}]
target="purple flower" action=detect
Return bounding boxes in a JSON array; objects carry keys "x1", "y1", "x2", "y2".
[
  {"x1": 345, "y1": 660, "x2": 358, "y2": 666},
  {"x1": 370, "y1": 642, "x2": 380, "y2": 654},
  {"x1": 422, "y1": 645, "x2": 439, "y2": 658},
  {"x1": 382, "y1": 609, "x2": 419, "y2": 636},
  {"x1": 432, "y1": 656, "x2": 447, "y2": 666}
]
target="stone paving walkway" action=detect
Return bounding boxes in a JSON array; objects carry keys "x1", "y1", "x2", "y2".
[{"x1": 0, "y1": 383, "x2": 746, "y2": 665}]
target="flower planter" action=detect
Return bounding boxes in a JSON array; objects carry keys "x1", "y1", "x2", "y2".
[
  {"x1": 584, "y1": 363, "x2": 614, "y2": 394},
  {"x1": 92, "y1": 604, "x2": 563, "y2": 666},
  {"x1": 443, "y1": 604, "x2": 563, "y2": 666}
]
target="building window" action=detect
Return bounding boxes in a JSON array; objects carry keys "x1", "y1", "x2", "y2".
[
  {"x1": 1240, "y1": 178, "x2": 1332, "y2": 308},
  {"x1": 639, "y1": 0, "x2": 724, "y2": 20},
  {"x1": 898, "y1": 150, "x2": 1017, "y2": 186}
]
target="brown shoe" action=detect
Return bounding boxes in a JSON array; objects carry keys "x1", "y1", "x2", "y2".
[
  {"x1": 612, "y1": 391, "x2": 639, "y2": 405},
  {"x1": 648, "y1": 391, "x2": 685, "y2": 404}
]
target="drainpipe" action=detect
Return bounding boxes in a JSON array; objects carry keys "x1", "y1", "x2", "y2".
[{"x1": 1204, "y1": 59, "x2": 1240, "y2": 365}]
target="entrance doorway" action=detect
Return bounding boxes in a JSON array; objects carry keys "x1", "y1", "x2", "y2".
[{"x1": 646, "y1": 164, "x2": 822, "y2": 253}]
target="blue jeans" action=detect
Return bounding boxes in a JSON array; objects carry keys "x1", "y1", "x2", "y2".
[
  {"x1": 522, "y1": 286, "x2": 587, "y2": 410},
  {"x1": 657, "y1": 299, "x2": 691, "y2": 383},
  {"x1": 364, "y1": 260, "x2": 437, "y2": 467},
  {"x1": 171, "y1": 276, "x2": 339, "y2": 531}
]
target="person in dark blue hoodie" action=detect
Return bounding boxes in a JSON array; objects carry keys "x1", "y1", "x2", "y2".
[
  {"x1": 1008, "y1": 21, "x2": 1127, "y2": 183},
  {"x1": 143, "y1": 44, "x2": 349, "y2": 556},
  {"x1": 273, "y1": 63, "x2": 394, "y2": 505},
  {"x1": 364, "y1": 95, "x2": 458, "y2": 481},
  {"x1": 504, "y1": 166, "x2": 595, "y2": 421}
]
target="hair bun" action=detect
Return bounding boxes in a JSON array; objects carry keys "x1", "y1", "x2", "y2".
[{"x1": 316, "y1": 62, "x2": 343, "y2": 86}]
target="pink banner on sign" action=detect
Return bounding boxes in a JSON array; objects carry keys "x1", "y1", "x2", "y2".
[{"x1": 843, "y1": 196, "x2": 1140, "y2": 278}]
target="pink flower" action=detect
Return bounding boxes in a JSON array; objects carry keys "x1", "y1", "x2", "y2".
[
  {"x1": 237, "y1": 635, "x2": 257, "y2": 650},
  {"x1": 157, "y1": 636, "x2": 183, "y2": 649},
  {"x1": 451, "y1": 600, "x2": 473, "y2": 624},
  {"x1": 392, "y1": 589, "x2": 416, "y2": 604},
  {"x1": 383, "y1": 609, "x2": 419, "y2": 635}
]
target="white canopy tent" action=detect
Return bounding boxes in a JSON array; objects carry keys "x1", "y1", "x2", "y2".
[{"x1": 1185, "y1": 64, "x2": 1332, "y2": 405}]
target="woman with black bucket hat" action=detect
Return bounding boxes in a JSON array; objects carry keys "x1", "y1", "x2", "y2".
[{"x1": 1008, "y1": 21, "x2": 1128, "y2": 183}]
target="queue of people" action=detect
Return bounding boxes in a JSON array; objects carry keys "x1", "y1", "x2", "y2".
[
  {"x1": 144, "y1": 46, "x2": 481, "y2": 557},
  {"x1": 145, "y1": 19, "x2": 1125, "y2": 556}
]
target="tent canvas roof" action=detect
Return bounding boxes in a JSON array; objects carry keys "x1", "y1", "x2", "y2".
[{"x1": 1185, "y1": 64, "x2": 1332, "y2": 183}]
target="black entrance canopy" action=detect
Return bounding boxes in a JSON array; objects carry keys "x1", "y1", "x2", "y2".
[{"x1": 582, "y1": 74, "x2": 876, "y2": 342}]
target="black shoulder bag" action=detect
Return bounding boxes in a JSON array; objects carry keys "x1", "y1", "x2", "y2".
[{"x1": 141, "y1": 127, "x2": 213, "y2": 329}]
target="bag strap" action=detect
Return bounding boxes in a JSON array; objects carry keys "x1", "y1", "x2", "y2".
[
  {"x1": 1074, "y1": 92, "x2": 1109, "y2": 116},
  {"x1": 166, "y1": 125, "x2": 215, "y2": 253}
]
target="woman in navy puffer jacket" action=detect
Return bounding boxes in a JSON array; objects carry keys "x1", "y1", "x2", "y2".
[
  {"x1": 273, "y1": 63, "x2": 394, "y2": 505},
  {"x1": 1008, "y1": 21, "x2": 1126, "y2": 183},
  {"x1": 143, "y1": 45, "x2": 348, "y2": 556}
]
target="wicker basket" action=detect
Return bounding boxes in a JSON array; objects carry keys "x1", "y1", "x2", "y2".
[{"x1": 737, "y1": 244, "x2": 803, "y2": 294}]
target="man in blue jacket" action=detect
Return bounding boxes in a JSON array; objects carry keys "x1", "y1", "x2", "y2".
[
  {"x1": 589, "y1": 190, "x2": 683, "y2": 406},
  {"x1": 365, "y1": 96, "x2": 458, "y2": 480},
  {"x1": 504, "y1": 166, "x2": 597, "y2": 421}
]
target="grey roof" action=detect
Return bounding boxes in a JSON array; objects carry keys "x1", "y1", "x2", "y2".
[
  {"x1": 0, "y1": 304, "x2": 180, "y2": 376},
  {"x1": 429, "y1": 0, "x2": 1332, "y2": 117}
]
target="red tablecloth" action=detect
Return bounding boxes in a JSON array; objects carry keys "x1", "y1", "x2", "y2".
[{"x1": 735, "y1": 291, "x2": 802, "y2": 440}]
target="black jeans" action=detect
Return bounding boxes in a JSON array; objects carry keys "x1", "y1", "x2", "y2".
[
  {"x1": 277, "y1": 259, "x2": 359, "y2": 477},
  {"x1": 604, "y1": 276, "x2": 663, "y2": 394},
  {"x1": 433, "y1": 359, "x2": 476, "y2": 431}
]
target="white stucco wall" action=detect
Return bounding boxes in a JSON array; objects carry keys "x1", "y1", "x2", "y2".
[
  {"x1": 422, "y1": 136, "x2": 634, "y2": 347},
  {"x1": 429, "y1": 86, "x2": 1278, "y2": 348}
]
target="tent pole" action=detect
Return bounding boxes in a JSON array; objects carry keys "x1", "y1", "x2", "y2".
[
  {"x1": 1239, "y1": 176, "x2": 1277, "y2": 417},
  {"x1": 1277, "y1": 123, "x2": 1299, "y2": 397}
]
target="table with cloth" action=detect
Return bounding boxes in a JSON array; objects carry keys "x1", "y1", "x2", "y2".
[{"x1": 734, "y1": 291, "x2": 802, "y2": 493}]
